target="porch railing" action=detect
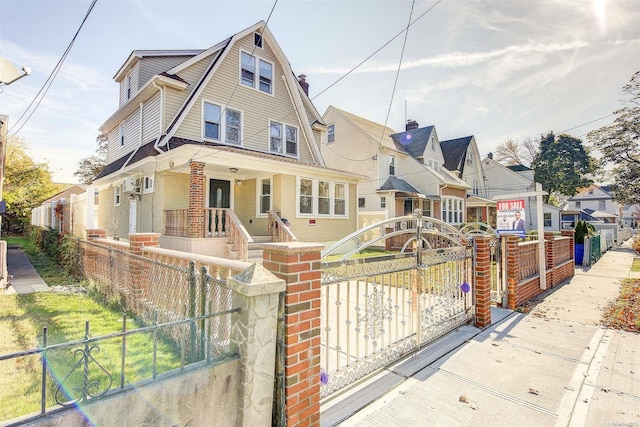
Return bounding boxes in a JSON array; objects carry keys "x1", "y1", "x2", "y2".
[
  {"x1": 165, "y1": 209, "x2": 188, "y2": 237},
  {"x1": 222, "y1": 209, "x2": 253, "y2": 262},
  {"x1": 267, "y1": 210, "x2": 297, "y2": 242}
]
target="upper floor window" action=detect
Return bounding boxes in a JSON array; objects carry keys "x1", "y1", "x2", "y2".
[
  {"x1": 389, "y1": 155, "x2": 396, "y2": 176},
  {"x1": 125, "y1": 74, "x2": 132, "y2": 100},
  {"x1": 473, "y1": 180, "x2": 479, "y2": 195},
  {"x1": 575, "y1": 201, "x2": 581, "y2": 209},
  {"x1": 359, "y1": 198, "x2": 365, "y2": 208},
  {"x1": 544, "y1": 212, "x2": 552, "y2": 227},
  {"x1": 270, "y1": 121, "x2": 297, "y2": 157},
  {"x1": 203, "y1": 101, "x2": 241, "y2": 145},
  {"x1": 467, "y1": 152, "x2": 474, "y2": 165},
  {"x1": 431, "y1": 136, "x2": 435, "y2": 151},
  {"x1": 599, "y1": 200, "x2": 606, "y2": 210},
  {"x1": 119, "y1": 124, "x2": 125, "y2": 147},
  {"x1": 328, "y1": 124, "x2": 335, "y2": 143},
  {"x1": 253, "y1": 32, "x2": 263, "y2": 48},
  {"x1": 240, "y1": 51, "x2": 273, "y2": 94}
]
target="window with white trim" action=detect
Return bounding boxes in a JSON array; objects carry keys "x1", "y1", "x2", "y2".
[
  {"x1": 258, "y1": 177, "x2": 271, "y2": 215},
  {"x1": 422, "y1": 200, "x2": 432, "y2": 217},
  {"x1": 389, "y1": 155, "x2": 396, "y2": 176},
  {"x1": 203, "y1": 101, "x2": 241, "y2": 145},
  {"x1": 599, "y1": 200, "x2": 606, "y2": 210},
  {"x1": 575, "y1": 201, "x2": 581, "y2": 209},
  {"x1": 253, "y1": 32, "x2": 263, "y2": 48},
  {"x1": 380, "y1": 196, "x2": 386, "y2": 209},
  {"x1": 119, "y1": 124, "x2": 125, "y2": 147},
  {"x1": 114, "y1": 185, "x2": 121, "y2": 206},
  {"x1": 240, "y1": 51, "x2": 273, "y2": 94},
  {"x1": 270, "y1": 121, "x2": 298, "y2": 157},
  {"x1": 143, "y1": 175, "x2": 154, "y2": 194},
  {"x1": 473, "y1": 180, "x2": 479, "y2": 195},
  {"x1": 544, "y1": 212, "x2": 552, "y2": 227},
  {"x1": 328, "y1": 124, "x2": 335, "y2": 143},
  {"x1": 431, "y1": 136, "x2": 435, "y2": 151},
  {"x1": 125, "y1": 74, "x2": 132, "y2": 100},
  {"x1": 297, "y1": 177, "x2": 348, "y2": 217},
  {"x1": 441, "y1": 196, "x2": 464, "y2": 225}
]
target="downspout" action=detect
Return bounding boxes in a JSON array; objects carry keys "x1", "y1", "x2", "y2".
[{"x1": 152, "y1": 80, "x2": 165, "y2": 154}]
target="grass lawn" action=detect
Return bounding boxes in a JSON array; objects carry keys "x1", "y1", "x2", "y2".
[
  {"x1": 0, "y1": 236, "x2": 183, "y2": 422},
  {"x1": 601, "y1": 279, "x2": 640, "y2": 332},
  {"x1": 632, "y1": 258, "x2": 640, "y2": 272}
]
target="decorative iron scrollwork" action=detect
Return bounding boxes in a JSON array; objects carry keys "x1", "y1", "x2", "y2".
[{"x1": 55, "y1": 344, "x2": 113, "y2": 406}]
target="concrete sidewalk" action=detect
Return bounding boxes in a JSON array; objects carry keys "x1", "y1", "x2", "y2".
[
  {"x1": 323, "y1": 240, "x2": 639, "y2": 427},
  {"x1": 2, "y1": 246, "x2": 50, "y2": 294}
]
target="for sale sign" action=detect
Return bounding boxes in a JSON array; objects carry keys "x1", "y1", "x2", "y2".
[{"x1": 497, "y1": 199, "x2": 526, "y2": 235}]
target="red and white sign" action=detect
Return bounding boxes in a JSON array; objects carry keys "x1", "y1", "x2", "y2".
[{"x1": 497, "y1": 199, "x2": 526, "y2": 234}]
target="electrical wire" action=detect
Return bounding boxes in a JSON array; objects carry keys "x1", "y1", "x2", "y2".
[{"x1": 9, "y1": 0, "x2": 98, "y2": 136}]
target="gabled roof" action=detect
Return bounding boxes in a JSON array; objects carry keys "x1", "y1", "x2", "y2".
[
  {"x1": 440, "y1": 136, "x2": 473, "y2": 173},
  {"x1": 506, "y1": 164, "x2": 532, "y2": 172},
  {"x1": 390, "y1": 126, "x2": 435, "y2": 159},
  {"x1": 114, "y1": 50, "x2": 203, "y2": 81},
  {"x1": 377, "y1": 176, "x2": 421, "y2": 194},
  {"x1": 326, "y1": 106, "x2": 397, "y2": 147},
  {"x1": 42, "y1": 185, "x2": 87, "y2": 203}
]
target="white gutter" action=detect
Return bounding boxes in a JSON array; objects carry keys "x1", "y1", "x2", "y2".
[{"x1": 152, "y1": 80, "x2": 165, "y2": 154}]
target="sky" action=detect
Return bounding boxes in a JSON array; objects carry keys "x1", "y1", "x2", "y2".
[{"x1": 1, "y1": 0, "x2": 639, "y2": 184}]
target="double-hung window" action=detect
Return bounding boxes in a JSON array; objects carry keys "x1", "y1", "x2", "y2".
[
  {"x1": 270, "y1": 121, "x2": 298, "y2": 157},
  {"x1": 143, "y1": 175, "x2": 154, "y2": 194},
  {"x1": 441, "y1": 196, "x2": 463, "y2": 225},
  {"x1": 258, "y1": 178, "x2": 271, "y2": 215},
  {"x1": 328, "y1": 124, "x2": 335, "y2": 143},
  {"x1": 114, "y1": 186, "x2": 121, "y2": 206},
  {"x1": 241, "y1": 51, "x2": 273, "y2": 95},
  {"x1": 297, "y1": 178, "x2": 348, "y2": 217},
  {"x1": 119, "y1": 124, "x2": 125, "y2": 147},
  {"x1": 204, "y1": 101, "x2": 241, "y2": 145},
  {"x1": 125, "y1": 74, "x2": 132, "y2": 100},
  {"x1": 389, "y1": 155, "x2": 396, "y2": 176}
]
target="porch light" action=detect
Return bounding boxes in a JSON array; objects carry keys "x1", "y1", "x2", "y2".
[{"x1": 229, "y1": 168, "x2": 238, "y2": 173}]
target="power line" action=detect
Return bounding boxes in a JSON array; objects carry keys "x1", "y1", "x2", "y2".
[{"x1": 9, "y1": 0, "x2": 98, "y2": 136}]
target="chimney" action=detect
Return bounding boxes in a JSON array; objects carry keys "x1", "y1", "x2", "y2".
[
  {"x1": 487, "y1": 152, "x2": 493, "y2": 159},
  {"x1": 298, "y1": 74, "x2": 309, "y2": 96},
  {"x1": 406, "y1": 119, "x2": 419, "y2": 131}
]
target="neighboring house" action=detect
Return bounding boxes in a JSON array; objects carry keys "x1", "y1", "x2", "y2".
[
  {"x1": 482, "y1": 154, "x2": 560, "y2": 232},
  {"x1": 565, "y1": 185, "x2": 619, "y2": 225},
  {"x1": 621, "y1": 205, "x2": 639, "y2": 228},
  {"x1": 321, "y1": 107, "x2": 469, "y2": 227},
  {"x1": 92, "y1": 21, "x2": 361, "y2": 257},
  {"x1": 439, "y1": 136, "x2": 494, "y2": 225},
  {"x1": 31, "y1": 185, "x2": 87, "y2": 234}
]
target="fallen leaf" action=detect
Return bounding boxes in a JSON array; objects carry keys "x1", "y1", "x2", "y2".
[
  {"x1": 529, "y1": 388, "x2": 540, "y2": 395},
  {"x1": 459, "y1": 395, "x2": 469, "y2": 403}
]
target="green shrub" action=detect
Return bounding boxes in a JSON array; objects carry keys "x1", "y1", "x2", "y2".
[
  {"x1": 574, "y1": 220, "x2": 595, "y2": 244},
  {"x1": 632, "y1": 236, "x2": 640, "y2": 254}
]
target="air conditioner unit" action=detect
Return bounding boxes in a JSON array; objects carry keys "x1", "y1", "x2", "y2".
[{"x1": 122, "y1": 178, "x2": 141, "y2": 193}]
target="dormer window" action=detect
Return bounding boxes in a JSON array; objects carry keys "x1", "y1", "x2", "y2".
[
  {"x1": 119, "y1": 124, "x2": 125, "y2": 147},
  {"x1": 125, "y1": 74, "x2": 132, "y2": 100},
  {"x1": 240, "y1": 51, "x2": 273, "y2": 94},
  {"x1": 389, "y1": 155, "x2": 396, "y2": 176},
  {"x1": 254, "y1": 32, "x2": 263, "y2": 48}
]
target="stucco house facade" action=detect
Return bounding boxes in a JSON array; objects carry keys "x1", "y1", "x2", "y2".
[
  {"x1": 92, "y1": 22, "x2": 361, "y2": 258},
  {"x1": 321, "y1": 107, "x2": 469, "y2": 228}
]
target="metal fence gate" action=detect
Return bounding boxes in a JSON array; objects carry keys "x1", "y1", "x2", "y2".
[
  {"x1": 460, "y1": 222, "x2": 505, "y2": 306},
  {"x1": 319, "y1": 211, "x2": 474, "y2": 398}
]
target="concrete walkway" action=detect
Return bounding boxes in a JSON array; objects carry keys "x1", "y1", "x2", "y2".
[
  {"x1": 322, "y1": 240, "x2": 640, "y2": 427},
  {"x1": 2, "y1": 246, "x2": 50, "y2": 294}
]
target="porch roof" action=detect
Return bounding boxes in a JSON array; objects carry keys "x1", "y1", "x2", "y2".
[
  {"x1": 466, "y1": 195, "x2": 496, "y2": 207},
  {"x1": 376, "y1": 176, "x2": 440, "y2": 201}
]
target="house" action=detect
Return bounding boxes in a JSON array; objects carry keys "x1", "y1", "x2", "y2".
[
  {"x1": 565, "y1": 185, "x2": 619, "y2": 225},
  {"x1": 439, "y1": 136, "x2": 494, "y2": 225},
  {"x1": 31, "y1": 185, "x2": 87, "y2": 234},
  {"x1": 92, "y1": 21, "x2": 361, "y2": 258},
  {"x1": 321, "y1": 107, "x2": 469, "y2": 228},
  {"x1": 482, "y1": 154, "x2": 561, "y2": 232}
]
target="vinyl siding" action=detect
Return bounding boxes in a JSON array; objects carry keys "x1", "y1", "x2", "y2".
[
  {"x1": 107, "y1": 110, "x2": 140, "y2": 163},
  {"x1": 164, "y1": 59, "x2": 211, "y2": 132},
  {"x1": 119, "y1": 62, "x2": 139, "y2": 107},
  {"x1": 173, "y1": 33, "x2": 316, "y2": 164},
  {"x1": 142, "y1": 92, "x2": 161, "y2": 142},
  {"x1": 138, "y1": 56, "x2": 196, "y2": 88}
]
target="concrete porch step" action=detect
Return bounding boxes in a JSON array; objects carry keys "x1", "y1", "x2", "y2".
[{"x1": 247, "y1": 235, "x2": 273, "y2": 264}]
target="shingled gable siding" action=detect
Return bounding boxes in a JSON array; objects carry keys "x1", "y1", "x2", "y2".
[
  {"x1": 141, "y1": 92, "x2": 162, "y2": 142},
  {"x1": 172, "y1": 32, "x2": 316, "y2": 164}
]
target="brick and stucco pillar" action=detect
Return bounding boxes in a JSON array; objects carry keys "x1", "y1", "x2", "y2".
[
  {"x1": 188, "y1": 161, "x2": 205, "y2": 238},
  {"x1": 473, "y1": 236, "x2": 492, "y2": 328},
  {"x1": 127, "y1": 233, "x2": 160, "y2": 313},
  {"x1": 505, "y1": 235, "x2": 520, "y2": 310},
  {"x1": 262, "y1": 242, "x2": 323, "y2": 427},
  {"x1": 85, "y1": 228, "x2": 106, "y2": 241}
]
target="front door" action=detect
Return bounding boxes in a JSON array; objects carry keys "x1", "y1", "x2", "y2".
[
  {"x1": 129, "y1": 199, "x2": 137, "y2": 233},
  {"x1": 208, "y1": 179, "x2": 231, "y2": 236}
]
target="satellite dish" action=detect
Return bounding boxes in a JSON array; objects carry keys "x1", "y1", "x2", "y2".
[{"x1": 0, "y1": 57, "x2": 31, "y2": 85}]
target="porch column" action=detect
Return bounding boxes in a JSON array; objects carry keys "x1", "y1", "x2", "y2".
[
  {"x1": 473, "y1": 236, "x2": 492, "y2": 328},
  {"x1": 128, "y1": 233, "x2": 160, "y2": 313},
  {"x1": 262, "y1": 242, "x2": 323, "y2": 427},
  {"x1": 188, "y1": 161, "x2": 205, "y2": 238}
]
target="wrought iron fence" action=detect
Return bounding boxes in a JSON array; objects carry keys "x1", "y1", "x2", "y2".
[{"x1": 0, "y1": 308, "x2": 239, "y2": 424}]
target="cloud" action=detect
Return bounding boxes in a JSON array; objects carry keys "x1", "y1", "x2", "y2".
[{"x1": 307, "y1": 41, "x2": 590, "y2": 75}]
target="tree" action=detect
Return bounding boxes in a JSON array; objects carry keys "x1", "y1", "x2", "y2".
[
  {"x1": 494, "y1": 137, "x2": 538, "y2": 167},
  {"x1": 587, "y1": 71, "x2": 640, "y2": 205},
  {"x1": 3, "y1": 136, "x2": 62, "y2": 233},
  {"x1": 74, "y1": 132, "x2": 107, "y2": 184},
  {"x1": 531, "y1": 132, "x2": 596, "y2": 203}
]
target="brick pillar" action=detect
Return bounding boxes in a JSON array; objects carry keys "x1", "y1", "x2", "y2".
[
  {"x1": 85, "y1": 228, "x2": 106, "y2": 241},
  {"x1": 128, "y1": 233, "x2": 160, "y2": 313},
  {"x1": 262, "y1": 242, "x2": 323, "y2": 427},
  {"x1": 562, "y1": 230, "x2": 575, "y2": 262},
  {"x1": 505, "y1": 235, "x2": 520, "y2": 310},
  {"x1": 544, "y1": 232, "x2": 555, "y2": 287},
  {"x1": 474, "y1": 236, "x2": 492, "y2": 328},
  {"x1": 188, "y1": 161, "x2": 205, "y2": 238}
]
